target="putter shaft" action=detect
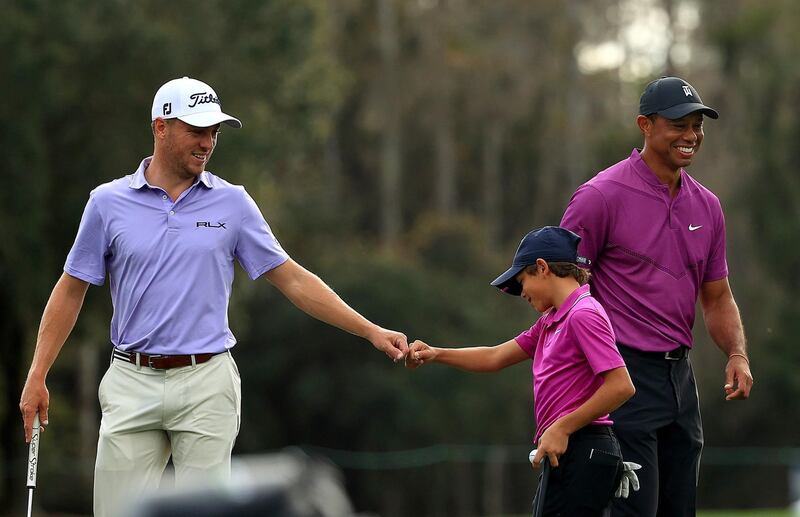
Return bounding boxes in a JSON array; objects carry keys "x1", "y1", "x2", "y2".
[{"x1": 27, "y1": 487, "x2": 34, "y2": 517}]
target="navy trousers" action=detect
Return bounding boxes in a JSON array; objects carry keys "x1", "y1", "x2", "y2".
[
  {"x1": 610, "y1": 344, "x2": 703, "y2": 517},
  {"x1": 532, "y1": 425, "x2": 622, "y2": 516}
]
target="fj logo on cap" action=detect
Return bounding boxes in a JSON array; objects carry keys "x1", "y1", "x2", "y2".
[
  {"x1": 188, "y1": 92, "x2": 220, "y2": 108},
  {"x1": 162, "y1": 103, "x2": 172, "y2": 115},
  {"x1": 682, "y1": 85, "x2": 692, "y2": 97}
]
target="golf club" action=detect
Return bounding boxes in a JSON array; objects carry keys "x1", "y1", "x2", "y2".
[
  {"x1": 26, "y1": 413, "x2": 40, "y2": 517},
  {"x1": 532, "y1": 455, "x2": 550, "y2": 517}
]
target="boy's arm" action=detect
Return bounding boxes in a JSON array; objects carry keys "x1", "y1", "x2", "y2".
[
  {"x1": 533, "y1": 366, "x2": 635, "y2": 467},
  {"x1": 406, "y1": 339, "x2": 528, "y2": 372}
]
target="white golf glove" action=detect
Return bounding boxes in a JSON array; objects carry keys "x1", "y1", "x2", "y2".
[{"x1": 615, "y1": 461, "x2": 642, "y2": 498}]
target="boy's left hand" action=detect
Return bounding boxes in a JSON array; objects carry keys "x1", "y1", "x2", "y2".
[{"x1": 532, "y1": 424, "x2": 569, "y2": 468}]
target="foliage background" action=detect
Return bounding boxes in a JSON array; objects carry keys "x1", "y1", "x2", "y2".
[{"x1": 2, "y1": 0, "x2": 799, "y2": 514}]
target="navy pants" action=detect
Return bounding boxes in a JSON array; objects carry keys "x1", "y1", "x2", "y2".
[
  {"x1": 610, "y1": 344, "x2": 703, "y2": 517},
  {"x1": 532, "y1": 425, "x2": 622, "y2": 516}
]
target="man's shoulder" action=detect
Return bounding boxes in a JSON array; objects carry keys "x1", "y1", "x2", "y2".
[
  {"x1": 584, "y1": 156, "x2": 635, "y2": 190},
  {"x1": 568, "y1": 157, "x2": 636, "y2": 209},
  {"x1": 88, "y1": 176, "x2": 134, "y2": 201}
]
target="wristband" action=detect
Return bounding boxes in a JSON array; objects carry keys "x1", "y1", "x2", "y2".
[{"x1": 728, "y1": 353, "x2": 749, "y2": 364}]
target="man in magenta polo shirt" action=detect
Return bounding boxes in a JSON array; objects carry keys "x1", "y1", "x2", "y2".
[
  {"x1": 561, "y1": 76, "x2": 754, "y2": 516},
  {"x1": 18, "y1": 77, "x2": 409, "y2": 516}
]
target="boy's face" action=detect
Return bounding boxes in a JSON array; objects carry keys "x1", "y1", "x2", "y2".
[{"x1": 515, "y1": 262, "x2": 553, "y2": 313}]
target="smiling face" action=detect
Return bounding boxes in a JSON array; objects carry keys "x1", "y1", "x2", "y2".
[
  {"x1": 154, "y1": 118, "x2": 220, "y2": 179},
  {"x1": 515, "y1": 260, "x2": 554, "y2": 313},
  {"x1": 639, "y1": 112, "x2": 704, "y2": 173}
]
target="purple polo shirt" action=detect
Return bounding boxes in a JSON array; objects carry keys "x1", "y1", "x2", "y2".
[
  {"x1": 515, "y1": 284, "x2": 625, "y2": 443},
  {"x1": 560, "y1": 149, "x2": 728, "y2": 352},
  {"x1": 64, "y1": 157, "x2": 289, "y2": 355}
]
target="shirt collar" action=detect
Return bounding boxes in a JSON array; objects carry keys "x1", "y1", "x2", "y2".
[
  {"x1": 128, "y1": 157, "x2": 152, "y2": 189},
  {"x1": 128, "y1": 156, "x2": 214, "y2": 190},
  {"x1": 629, "y1": 148, "x2": 689, "y2": 195},
  {"x1": 545, "y1": 284, "x2": 591, "y2": 326}
]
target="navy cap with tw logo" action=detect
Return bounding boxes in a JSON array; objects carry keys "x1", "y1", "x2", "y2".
[
  {"x1": 491, "y1": 226, "x2": 590, "y2": 296},
  {"x1": 639, "y1": 77, "x2": 719, "y2": 120},
  {"x1": 151, "y1": 77, "x2": 242, "y2": 128}
]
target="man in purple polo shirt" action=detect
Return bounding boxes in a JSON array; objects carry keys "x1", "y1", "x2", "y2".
[
  {"x1": 560, "y1": 76, "x2": 754, "y2": 516},
  {"x1": 18, "y1": 77, "x2": 409, "y2": 516}
]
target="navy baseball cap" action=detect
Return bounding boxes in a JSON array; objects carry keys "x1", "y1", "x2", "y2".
[
  {"x1": 491, "y1": 226, "x2": 590, "y2": 296},
  {"x1": 639, "y1": 77, "x2": 719, "y2": 120}
]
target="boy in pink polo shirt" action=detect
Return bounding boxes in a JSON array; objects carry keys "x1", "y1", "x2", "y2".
[{"x1": 407, "y1": 226, "x2": 636, "y2": 516}]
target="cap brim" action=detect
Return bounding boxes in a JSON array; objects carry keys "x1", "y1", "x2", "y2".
[
  {"x1": 658, "y1": 103, "x2": 719, "y2": 120},
  {"x1": 178, "y1": 111, "x2": 243, "y2": 128},
  {"x1": 490, "y1": 265, "x2": 525, "y2": 296}
]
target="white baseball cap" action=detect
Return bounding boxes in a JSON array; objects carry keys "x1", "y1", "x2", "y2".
[{"x1": 151, "y1": 77, "x2": 242, "y2": 128}]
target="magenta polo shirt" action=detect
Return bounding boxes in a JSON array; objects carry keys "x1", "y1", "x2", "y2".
[
  {"x1": 560, "y1": 149, "x2": 728, "y2": 352},
  {"x1": 515, "y1": 284, "x2": 625, "y2": 443},
  {"x1": 64, "y1": 157, "x2": 289, "y2": 355}
]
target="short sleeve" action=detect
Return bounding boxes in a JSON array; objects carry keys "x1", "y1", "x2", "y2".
[
  {"x1": 703, "y1": 196, "x2": 728, "y2": 282},
  {"x1": 235, "y1": 189, "x2": 290, "y2": 279},
  {"x1": 560, "y1": 184, "x2": 610, "y2": 266},
  {"x1": 569, "y1": 308, "x2": 625, "y2": 374},
  {"x1": 515, "y1": 316, "x2": 546, "y2": 358},
  {"x1": 64, "y1": 196, "x2": 109, "y2": 286}
]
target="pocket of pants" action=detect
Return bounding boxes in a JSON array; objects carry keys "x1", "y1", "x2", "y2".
[
  {"x1": 97, "y1": 365, "x2": 115, "y2": 412},
  {"x1": 226, "y1": 354, "x2": 242, "y2": 434},
  {"x1": 566, "y1": 448, "x2": 622, "y2": 511}
]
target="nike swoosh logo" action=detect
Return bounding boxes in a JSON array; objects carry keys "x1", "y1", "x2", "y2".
[{"x1": 688, "y1": 224, "x2": 703, "y2": 231}]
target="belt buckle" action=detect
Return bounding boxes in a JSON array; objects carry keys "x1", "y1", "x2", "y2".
[
  {"x1": 664, "y1": 349, "x2": 681, "y2": 361},
  {"x1": 147, "y1": 354, "x2": 165, "y2": 370}
]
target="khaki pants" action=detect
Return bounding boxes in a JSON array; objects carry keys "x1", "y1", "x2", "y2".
[{"x1": 93, "y1": 351, "x2": 241, "y2": 517}]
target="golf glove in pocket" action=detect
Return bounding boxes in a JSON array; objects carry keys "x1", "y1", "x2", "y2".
[{"x1": 614, "y1": 461, "x2": 642, "y2": 499}]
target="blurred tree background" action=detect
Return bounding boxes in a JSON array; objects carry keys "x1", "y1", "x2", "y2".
[{"x1": 1, "y1": 0, "x2": 799, "y2": 515}]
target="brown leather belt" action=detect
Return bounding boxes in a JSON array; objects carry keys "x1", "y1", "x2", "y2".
[{"x1": 112, "y1": 348, "x2": 221, "y2": 370}]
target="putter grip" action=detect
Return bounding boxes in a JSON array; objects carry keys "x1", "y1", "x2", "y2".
[{"x1": 27, "y1": 414, "x2": 40, "y2": 488}]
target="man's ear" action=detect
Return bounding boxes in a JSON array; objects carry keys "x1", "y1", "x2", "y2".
[
  {"x1": 152, "y1": 118, "x2": 168, "y2": 139},
  {"x1": 536, "y1": 258, "x2": 549, "y2": 275},
  {"x1": 636, "y1": 114, "x2": 653, "y2": 136}
]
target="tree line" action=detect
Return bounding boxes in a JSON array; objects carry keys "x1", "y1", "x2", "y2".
[{"x1": 2, "y1": 0, "x2": 798, "y2": 513}]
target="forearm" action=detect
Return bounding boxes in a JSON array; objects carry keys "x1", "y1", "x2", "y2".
[
  {"x1": 703, "y1": 294, "x2": 747, "y2": 358},
  {"x1": 274, "y1": 267, "x2": 377, "y2": 339},
  {"x1": 27, "y1": 274, "x2": 88, "y2": 380},
  {"x1": 549, "y1": 367, "x2": 634, "y2": 435},
  {"x1": 431, "y1": 346, "x2": 503, "y2": 372}
]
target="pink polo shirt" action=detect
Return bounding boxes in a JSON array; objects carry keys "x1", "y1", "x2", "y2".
[{"x1": 515, "y1": 284, "x2": 625, "y2": 443}]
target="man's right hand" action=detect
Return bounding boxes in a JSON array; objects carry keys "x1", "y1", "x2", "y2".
[{"x1": 20, "y1": 374, "x2": 49, "y2": 443}]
